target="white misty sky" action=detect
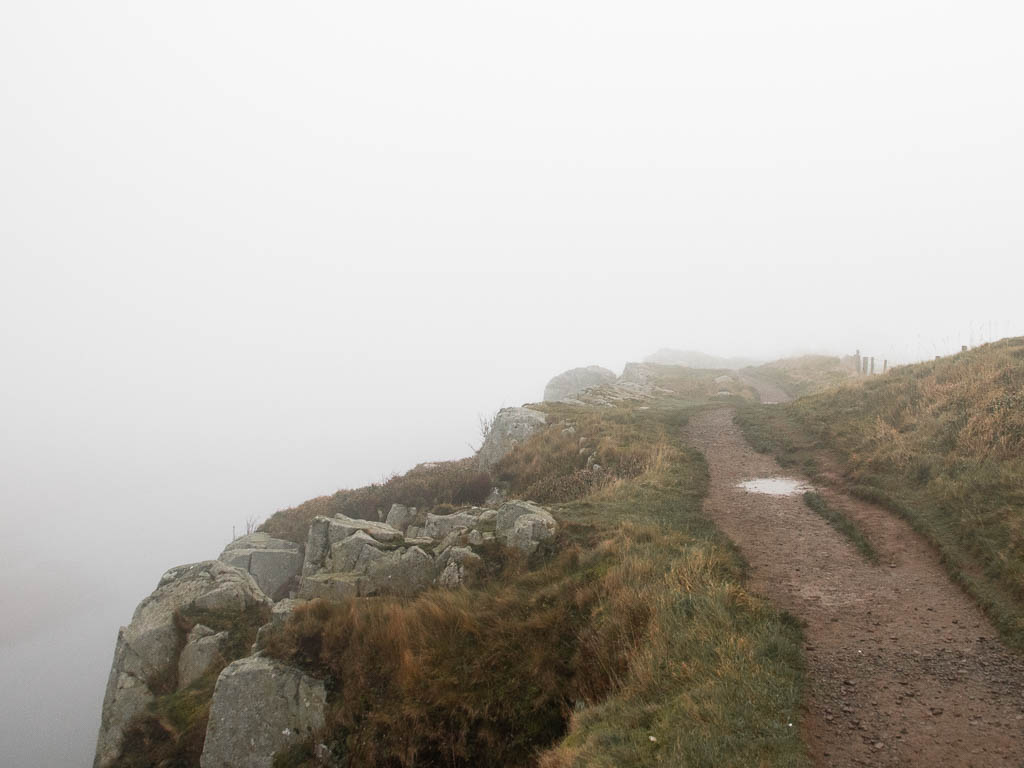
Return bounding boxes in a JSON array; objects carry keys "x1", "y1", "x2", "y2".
[{"x1": 1, "y1": 2, "x2": 1022, "y2": 766}]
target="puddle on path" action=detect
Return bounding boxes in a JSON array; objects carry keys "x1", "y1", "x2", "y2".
[{"x1": 736, "y1": 477, "x2": 812, "y2": 496}]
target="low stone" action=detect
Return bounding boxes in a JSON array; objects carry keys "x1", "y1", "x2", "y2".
[
  {"x1": 178, "y1": 625, "x2": 228, "y2": 689},
  {"x1": 384, "y1": 504, "x2": 423, "y2": 534},
  {"x1": 495, "y1": 501, "x2": 550, "y2": 534},
  {"x1": 200, "y1": 656, "x2": 327, "y2": 768},
  {"x1": 326, "y1": 530, "x2": 387, "y2": 573},
  {"x1": 477, "y1": 407, "x2": 547, "y2": 470},
  {"x1": 496, "y1": 502, "x2": 557, "y2": 555},
  {"x1": 361, "y1": 547, "x2": 434, "y2": 597},
  {"x1": 297, "y1": 573, "x2": 360, "y2": 602},
  {"x1": 436, "y1": 547, "x2": 482, "y2": 588},
  {"x1": 422, "y1": 510, "x2": 483, "y2": 540}
]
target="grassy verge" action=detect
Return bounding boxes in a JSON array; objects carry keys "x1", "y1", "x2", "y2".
[
  {"x1": 263, "y1": 394, "x2": 809, "y2": 768},
  {"x1": 734, "y1": 339, "x2": 1024, "y2": 650},
  {"x1": 802, "y1": 491, "x2": 878, "y2": 564}
]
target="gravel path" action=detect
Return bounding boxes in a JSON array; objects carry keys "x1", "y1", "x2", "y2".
[{"x1": 686, "y1": 407, "x2": 1024, "y2": 767}]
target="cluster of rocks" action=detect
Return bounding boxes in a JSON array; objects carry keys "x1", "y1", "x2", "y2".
[
  {"x1": 542, "y1": 363, "x2": 671, "y2": 408},
  {"x1": 95, "y1": 498, "x2": 558, "y2": 768},
  {"x1": 297, "y1": 501, "x2": 556, "y2": 601}
]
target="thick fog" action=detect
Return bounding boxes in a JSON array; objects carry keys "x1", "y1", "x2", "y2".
[{"x1": 2, "y1": 2, "x2": 1023, "y2": 765}]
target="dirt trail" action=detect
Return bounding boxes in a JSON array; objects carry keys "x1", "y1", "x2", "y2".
[{"x1": 685, "y1": 407, "x2": 1024, "y2": 767}]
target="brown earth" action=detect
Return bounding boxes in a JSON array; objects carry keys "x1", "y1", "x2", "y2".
[{"x1": 685, "y1": 407, "x2": 1024, "y2": 767}]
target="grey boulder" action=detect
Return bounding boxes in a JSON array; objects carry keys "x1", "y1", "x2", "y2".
[
  {"x1": 219, "y1": 532, "x2": 303, "y2": 601},
  {"x1": 477, "y1": 407, "x2": 547, "y2": 469},
  {"x1": 496, "y1": 501, "x2": 558, "y2": 555},
  {"x1": 177, "y1": 625, "x2": 228, "y2": 689},
  {"x1": 384, "y1": 504, "x2": 423, "y2": 533},
  {"x1": 543, "y1": 365, "x2": 616, "y2": 402},
  {"x1": 200, "y1": 656, "x2": 327, "y2": 768}
]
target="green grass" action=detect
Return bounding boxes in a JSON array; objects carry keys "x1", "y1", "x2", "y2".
[
  {"x1": 734, "y1": 338, "x2": 1024, "y2": 650},
  {"x1": 802, "y1": 491, "x2": 878, "y2": 563}
]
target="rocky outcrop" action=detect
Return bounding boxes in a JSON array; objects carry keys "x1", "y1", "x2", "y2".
[
  {"x1": 94, "y1": 561, "x2": 269, "y2": 768},
  {"x1": 219, "y1": 532, "x2": 303, "y2": 600},
  {"x1": 303, "y1": 515, "x2": 405, "y2": 576},
  {"x1": 297, "y1": 501, "x2": 556, "y2": 600},
  {"x1": 200, "y1": 656, "x2": 327, "y2": 768},
  {"x1": 477, "y1": 407, "x2": 547, "y2": 470},
  {"x1": 543, "y1": 365, "x2": 616, "y2": 402}
]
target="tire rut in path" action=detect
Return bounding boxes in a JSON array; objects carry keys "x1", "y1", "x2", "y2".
[{"x1": 685, "y1": 407, "x2": 1024, "y2": 767}]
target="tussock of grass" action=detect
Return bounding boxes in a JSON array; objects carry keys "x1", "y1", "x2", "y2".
[
  {"x1": 263, "y1": 402, "x2": 808, "y2": 768},
  {"x1": 802, "y1": 491, "x2": 878, "y2": 563},
  {"x1": 736, "y1": 338, "x2": 1024, "y2": 648}
]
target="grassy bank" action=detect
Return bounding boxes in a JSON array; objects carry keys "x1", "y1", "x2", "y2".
[
  {"x1": 261, "y1": 378, "x2": 808, "y2": 767},
  {"x1": 736, "y1": 338, "x2": 1024, "y2": 649}
]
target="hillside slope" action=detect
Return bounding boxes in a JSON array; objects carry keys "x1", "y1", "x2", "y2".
[{"x1": 737, "y1": 338, "x2": 1024, "y2": 647}]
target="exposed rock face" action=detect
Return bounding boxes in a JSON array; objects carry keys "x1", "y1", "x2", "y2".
[
  {"x1": 200, "y1": 656, "x2": 327, "y2": 768},
  {"x1": 219, "y1": 532, "x2": 303, "y2": 600},
  {"x1": 94, "y1": 561, "x2": 269, "y2": 768},
  {"x1": 496, "y1": 501, "x2": 558, "y2": 554},
  {"x1": 178, "y1": 624, "x2": 228, "y2": 689},
  {"x1": 477, "y1": 407, "x2": 547, "y2": 470},
  {"x1": 543, "y1": 365, "x2": 616, "y2": 402}
]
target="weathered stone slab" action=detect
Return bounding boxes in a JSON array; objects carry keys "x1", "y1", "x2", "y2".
[{"x1": 200, "y1": 656, "x2": 326, "y2": 768}]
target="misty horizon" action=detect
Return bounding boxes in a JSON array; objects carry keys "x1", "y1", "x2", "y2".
[{"x1": 3, "y1": 0, "x2": 1024, "y2": 765}]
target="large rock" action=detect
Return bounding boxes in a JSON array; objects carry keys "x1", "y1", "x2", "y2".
[
  {"x1": 303, "y1": 515, "x2": 404, "y2": 575},
  {"x1": 477, "y1": 407, "x2": 547, "y2": 470},
  {"x1": 200, "y1": 656, "x2": 327, "y2": 768},
  {"x1": 94, "y1": 561, "x2": 269, "y2": 768},
  {"x1": 326, "y1": 529, "x2": 388, "y2": 573},
  {"x1": 384, "y1": 503, "x2": 423, "y2": 534},
  {"x1": 297, "y1": 572, "x2": 361, "y2": 602},
  {"x1": 177, "y1": 625, "x2": 228, "y2": 689},
  {"x1": 219, "y1": 532, "x2": 303, "y2": 601},
  {"x1": 496, "y1": 501, "x2": 558, "y2": 555},
  {"x1": 422, "y1": 509, "x2": 484, "y2": 540},
  {"x1": 360, "y1": 546, "x2": 435, "y2": 597},
  {"x1": 543, "y1": 365, "x2": 616, "y2": 402}
]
